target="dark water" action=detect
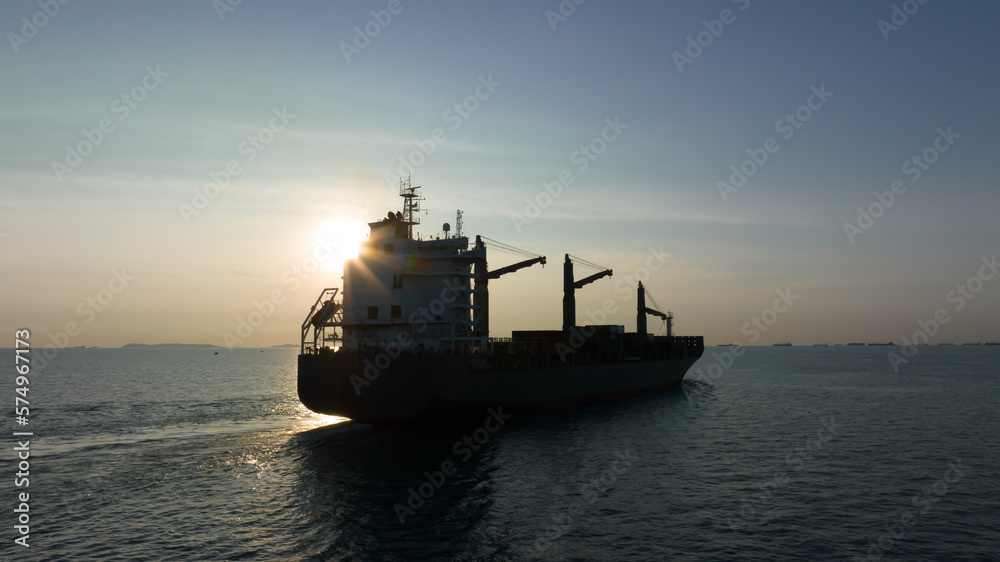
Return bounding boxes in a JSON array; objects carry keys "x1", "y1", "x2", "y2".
[{"x1": 1, "y1": 346, "x2": 998, "y2": 560}]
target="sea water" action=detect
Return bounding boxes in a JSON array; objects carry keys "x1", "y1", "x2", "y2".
[{"x1": 0, "y1": 346, "x2": 997, "y2": 560}]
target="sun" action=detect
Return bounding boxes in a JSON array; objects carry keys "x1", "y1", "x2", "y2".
[{"x1": 313, "y1": 218, "x2": 367, "y2": 271}]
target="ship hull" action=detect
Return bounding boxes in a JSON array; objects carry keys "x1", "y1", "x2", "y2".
[{"x1": 298, "y1": 352, "x2": 702, "y2": 422}]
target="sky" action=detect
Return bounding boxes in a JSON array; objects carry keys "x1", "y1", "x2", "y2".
[{"x1": 2, "y1": 0, "x2": 999, "y2": 349}]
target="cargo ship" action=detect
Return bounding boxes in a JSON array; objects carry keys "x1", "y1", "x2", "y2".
[{"x1": 297, "y1": 180, "x2": 704, "y2": 422}]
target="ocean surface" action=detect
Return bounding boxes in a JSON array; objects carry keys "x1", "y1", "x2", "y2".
[{"x1": 1, "y1": 346, "x2": 998, "y2": 561}]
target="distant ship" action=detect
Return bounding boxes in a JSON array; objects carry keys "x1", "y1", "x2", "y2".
[
  {"x1": 772, "y1": 342, "x2": 792, "y2": 347},
  {"x1": 868, "y1": 342, "x2": 894, "y2": 346},
  {"x1": 847, "y1": 342, "x2": 866, "y2": 346},
  {"x1": 297, "y1": 180, "x2": 705, "y2": 422}
]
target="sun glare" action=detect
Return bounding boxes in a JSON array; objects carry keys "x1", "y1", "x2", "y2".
[{"x1": 314, "y1": 218, "x2": 367, "y2": 271}]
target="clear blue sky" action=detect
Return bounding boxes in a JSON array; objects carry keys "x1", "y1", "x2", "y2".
[{"x1": 2, "y1": 0, "x2": 998, "y2": 347}]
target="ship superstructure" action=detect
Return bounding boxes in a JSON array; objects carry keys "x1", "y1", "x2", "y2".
[
  {"x1": 298, "y1": 180, "x2": 704, "y2": 421},
  {"x1": 340, "y1": 180, "x2": 482, "y2": 355}
]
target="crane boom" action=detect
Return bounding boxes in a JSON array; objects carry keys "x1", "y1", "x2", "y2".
[
  {"x1": 643, "y1": 306, "x2": 667, "y2": 319},
  {"x1": 573, "y1": 269, "x2": 613, "y2": 289},
  {"x1": 487, "y1": 256, "x2": 546, "y2": 279}
]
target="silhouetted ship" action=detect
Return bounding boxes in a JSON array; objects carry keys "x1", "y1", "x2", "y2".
[
  {"x1": 297, "y1": 180, "x2": 705, "y2": 422},
  {"x1": 772, "y1": 342, "x2": 791, "y2": 347}
]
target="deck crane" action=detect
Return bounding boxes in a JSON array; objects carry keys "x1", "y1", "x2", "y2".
[
  {"x1": 563, "y1": 254, "x2": 613, "y2": 334},
  {"x1": 637, "y1": 281, "x2": 674, "y2": 355},
  {"x1": 472, "y1": 235, "x2": 546, "y2": 338}
]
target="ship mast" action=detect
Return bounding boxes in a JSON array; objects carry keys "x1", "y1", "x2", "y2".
[{"x1": 399, "y1": 175, "x2": 423, "y2": 239}]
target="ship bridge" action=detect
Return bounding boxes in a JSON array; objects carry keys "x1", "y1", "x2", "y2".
[{"x1": 303, "y1": 179, "x2": 493, "y2": 355}]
